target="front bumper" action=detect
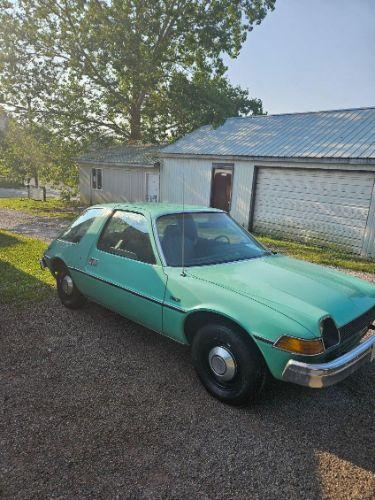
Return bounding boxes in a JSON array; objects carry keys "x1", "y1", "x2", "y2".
[
  {"x1": 282, "y1": 332, "x2": 375, "y2": 388},
  {"x1": 39, "y1": 256, "x2": 48, "y2": 270},
  {"x1": 39, "y1": 254, "x2": 51, "y2": 271}
]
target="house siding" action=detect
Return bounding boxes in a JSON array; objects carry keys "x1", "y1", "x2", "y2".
[
  {"x1": 160, "y1": 157, "x2": 212, "y2": 206},
  {"x1": 160, "y1": 157, "x2": 255, "y2": 227},
  {"x1": 361, "y1": 179, "x2": 375, "y2": 257},
  {"x1": 79, "y1": 165, "x2": 91, "y2": 204},
  {"x1": 79, "y1": 164, "x2": 159, "y2": 205}
]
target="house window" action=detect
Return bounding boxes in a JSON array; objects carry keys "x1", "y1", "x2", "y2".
[{"x1": 92, "y1": 168, "x2": 103, "y2": 189}]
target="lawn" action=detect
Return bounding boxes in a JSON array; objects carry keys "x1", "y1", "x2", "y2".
[
  {"x1": 0, "y1": 197, "x2": 82, "y2": 219},
  {"x1": 257, "y1": 234, "x2": 375, "y2": 274},
  {"x1": 0, "y1": 230, "x2": 54, "y2": 305}
]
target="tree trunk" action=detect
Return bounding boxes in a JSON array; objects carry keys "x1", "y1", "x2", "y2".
[{"x1": 129, "y1": 105, "x2": 141, "y2": 141}]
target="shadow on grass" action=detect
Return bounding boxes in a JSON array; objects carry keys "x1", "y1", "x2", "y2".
[
  {"x1": 0, "y1": 259, "x2": 53, "y2": 305},
  {"x1": 0, "y1": 259, "x2": 54, "y2": 305},
  {"x1": 0, "y1": 231, "x2": 22, "y2": 248}
]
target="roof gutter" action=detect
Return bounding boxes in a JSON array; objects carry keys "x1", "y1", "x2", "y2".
[
  {"x1": 159, "y1": 152, "x2": 375, "y2": 165},
  {"x1": 77, "y1": 160, "x2": 160, "y2": 168}
]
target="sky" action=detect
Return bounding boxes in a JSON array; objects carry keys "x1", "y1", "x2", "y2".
[{"x1": 225, "y1": 0, "x2": 375, "y2": 115}]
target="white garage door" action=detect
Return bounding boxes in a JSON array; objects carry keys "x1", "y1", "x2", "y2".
[{"x1": 252, "y1": 167, "x2": 375, "y2": 253}]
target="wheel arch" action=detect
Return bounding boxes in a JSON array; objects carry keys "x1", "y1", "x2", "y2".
[
  {"x1": 184, "y1": 309, "x2": 257, "y2": 348},
  {"x1": 49, "y1": 257, "x2": 67, "y2": 276}
]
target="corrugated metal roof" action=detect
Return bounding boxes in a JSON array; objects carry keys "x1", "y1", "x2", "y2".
[
  {"x1": 162, "y1": 107, "x2": 375, "y2": 162},
  {"x1": 78, "y1": 144, "x2": 163, "y2": 167}
]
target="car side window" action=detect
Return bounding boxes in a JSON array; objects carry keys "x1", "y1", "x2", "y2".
[
  {"x1": 98, "y1": 211, "x2": 156, "y2": 264},
  {"x1": 59, "y1": 208, "x2": 103, "y2": 243}
]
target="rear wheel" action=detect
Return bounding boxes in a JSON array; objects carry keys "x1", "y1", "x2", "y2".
[
  {"x1": 191, "y1": 322, "x2": 266, "y2": 406},
  {"x1": 56, "y1": 266, "x2": 86, "y2": 309}
]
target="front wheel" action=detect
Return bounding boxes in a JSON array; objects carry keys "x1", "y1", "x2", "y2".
[
  {"x1": 191, "y1": 322, "x2": 266, "y2": 406},
  {"x1": 56, "y1": 266, "x2": 86, "y2": 309}
]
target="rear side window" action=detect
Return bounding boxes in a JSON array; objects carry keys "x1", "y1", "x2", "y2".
[
  {"x1": 98, "y1": 210, "x2": 156, "y2": 264},
  {"x1": 59, "y1": 208, "x2": 103, "y2": 243}
]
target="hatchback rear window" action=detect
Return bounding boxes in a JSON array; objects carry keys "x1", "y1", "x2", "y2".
[{"x1": 59, "y1": 208, "x2": 103, "y2": 243}]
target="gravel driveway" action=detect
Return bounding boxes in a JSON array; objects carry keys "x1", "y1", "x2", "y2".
[
  {"x1": 1, "y1": 297, "x2": 374, "y2": 499},
  {"x1": 0, "y1": 208, "x2": 70, "y2": 242}
]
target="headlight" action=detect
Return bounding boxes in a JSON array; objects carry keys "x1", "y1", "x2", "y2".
[
  {"x1": 274, "y1": 335, "x2": 325, "y2": 355},
  {"x1": 320, "y1": 316, "x2": 340, "y2": 348}
]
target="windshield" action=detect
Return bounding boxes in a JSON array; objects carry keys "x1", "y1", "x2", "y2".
[{"x1": 156, "y1": 212, "x2": 269, "y2": 267}]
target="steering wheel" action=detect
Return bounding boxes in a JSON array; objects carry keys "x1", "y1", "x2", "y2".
[{"x1": 214, "y1": 234, "x2": 230, "y2": 243}]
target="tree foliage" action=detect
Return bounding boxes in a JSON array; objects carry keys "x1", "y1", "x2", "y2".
[
  {"x1": 0, "y1": 119, "x2": 79, "y2": 188},
  {"x1": 0, "y1": 0, "x2": 274, "y2": 144}
]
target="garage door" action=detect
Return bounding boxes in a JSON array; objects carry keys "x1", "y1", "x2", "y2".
[{"x1": 252, "y1": 168, "x2": 375, "y2": 254}]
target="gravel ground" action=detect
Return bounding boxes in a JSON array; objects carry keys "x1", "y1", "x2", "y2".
[
  {"x1": 0, "y1": 208, "x2": 70, "y2": 242},
  {"x1": 1, "y1": 297, "x2": 374, "y2": 499}
]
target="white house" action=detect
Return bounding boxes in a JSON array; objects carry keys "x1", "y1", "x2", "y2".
[
  {"x1": 160, "y1": 107, "x2": 375, "y2": 257},
  {"x1": 78, "y1": 144, "x2": 162, "y2": 205}
]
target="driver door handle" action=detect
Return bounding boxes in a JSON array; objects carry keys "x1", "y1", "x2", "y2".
[{"x1": 88, "y1": 257, "x2": 99, "y2": 266}]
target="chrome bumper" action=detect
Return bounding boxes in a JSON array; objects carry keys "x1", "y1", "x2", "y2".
[{"x1": 282, "y1": 333, "x2": 375, "y2": 388}]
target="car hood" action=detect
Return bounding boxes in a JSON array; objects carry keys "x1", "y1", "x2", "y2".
[{"x1": 188, "y1": 254, "x2": 375, "y2": 333}]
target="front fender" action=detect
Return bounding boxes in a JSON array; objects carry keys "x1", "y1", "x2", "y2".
[{"x1": 162, "y1": 270, "x2": 318, "y2": 379}]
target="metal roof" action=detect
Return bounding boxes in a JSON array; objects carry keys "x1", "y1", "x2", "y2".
[
  {"x1": 77, "y1": 144, "x2": 163, "y2": 167},
  {"x1": 162, "y1": 107, "x2": 375, "y2": 163}
]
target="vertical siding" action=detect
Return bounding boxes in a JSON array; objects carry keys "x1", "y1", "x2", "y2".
[
  {"x1": 230, "y1": 162, "x2": 255, "y2": 227},
  {"x1": 78, "y1": 165, "x2": 91, "y2": 204},
  {"x1": 161, "y1": 157, "x2": 255, "y2": 227},
  {"x1": 161, "y1": 157, "x2": 255, "y2": 228},
  {"x1": 361, "y1": 177, "x2": 375, "y2": 257},
  {"x1": 161, "y1": 157, "x2": 212, "y2": 205},
  {"x1": 89, "y1": 167, "x2": 151, "y2": 204}
]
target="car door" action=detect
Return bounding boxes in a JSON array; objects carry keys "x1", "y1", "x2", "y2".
[{"x1": 83, "y1": 210, "x2": 167, "y2": 333}]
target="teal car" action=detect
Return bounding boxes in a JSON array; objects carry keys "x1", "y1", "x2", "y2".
[{"x1": 41, "y1": 203, "x2": 375, "y2": 405}]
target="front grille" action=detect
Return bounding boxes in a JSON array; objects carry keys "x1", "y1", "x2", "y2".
[{"x1": 339, "y1": 306, "x2": 375, "y2": 342}]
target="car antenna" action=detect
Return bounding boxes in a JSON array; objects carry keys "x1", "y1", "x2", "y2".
[{"x1": 181, "y1": 165, "x2": 186, "y2": 277}]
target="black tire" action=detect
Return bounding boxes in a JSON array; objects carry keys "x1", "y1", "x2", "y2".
[
  {"x1": 191, "y1": 322, "x2": 266, "y2": 406},
  {"x1": 56, "y1": 266, "x2": 86, "y2": 309}
]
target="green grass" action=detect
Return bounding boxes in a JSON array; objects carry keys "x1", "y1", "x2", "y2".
[
  {"x1": 0, "y1": 230, "x2": 55, "y2": 305},
  {"x1": 257, "y1": 234, "x2": 375, "y2": 274},
  {"x1": 0, "y1": 197, "x2": 82, "y2": 219}
]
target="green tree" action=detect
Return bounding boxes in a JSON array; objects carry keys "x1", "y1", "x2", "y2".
[
  {"x1": 0, "y1": 0, "x2": 274, "y2": 143},
  {"x1": 143, "y1": 71, "x2": 264, "y2": 142},
  {"x1": 0, "y1": 119, "x2": 79, "y2": 188}
]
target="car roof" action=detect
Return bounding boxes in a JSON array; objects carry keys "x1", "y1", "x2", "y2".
[{"x1": 90, "y1": 202, "x2": 223, "y2": 218}]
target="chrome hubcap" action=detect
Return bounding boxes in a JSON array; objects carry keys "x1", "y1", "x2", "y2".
[
  {"x1": 62, "y1": 275, "x2": 74, "y2": 296},
  {"x1": 208, "y1": 346, "x2": 236, "y2": 382}
]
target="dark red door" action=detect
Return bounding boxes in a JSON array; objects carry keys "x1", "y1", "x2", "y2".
[{"x1": 210, "y1": 167, "x2": 233, "y2": 212}]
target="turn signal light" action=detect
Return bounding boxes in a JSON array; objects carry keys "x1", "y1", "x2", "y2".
[{"x1": 274, "y1": 336, "x2": 324, "y2": 355}]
